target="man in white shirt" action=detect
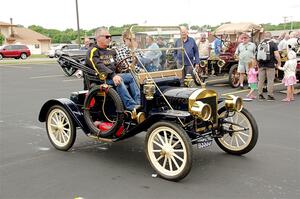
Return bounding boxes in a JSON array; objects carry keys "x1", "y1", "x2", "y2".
[
  {"x1": 286, "y1": 31, "x2": 298, "y2": 50},
  {"x1": 196, "y1": 33, "x2": 210, "y2": 58},
  {"x1": 235, "y1": 33, "x2": 256, "y2": 89},
  {"x1": 278, "y1": 34, "x2": 290, "y2": 51}
]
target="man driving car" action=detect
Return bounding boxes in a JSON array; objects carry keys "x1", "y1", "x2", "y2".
[{"x1": 85, "y1": 28, "x2": 141, "y2": 111}]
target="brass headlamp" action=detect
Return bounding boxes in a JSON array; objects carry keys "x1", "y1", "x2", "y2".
[
  {"x1": 143, "y1": 79, "x2": 155, "y2": 100},
  {"x1": 217, "y1": 59, "x2": 226, "y2": 68},
  {"x1": 199, "y1": 60, "x2": 208, "y2": 68},
  {"x1": 225, "y1": 95, "x2": 243, "y2": 112},
  {"x1": 190, "y1": 101, "x2": 212, "y2": 121}
]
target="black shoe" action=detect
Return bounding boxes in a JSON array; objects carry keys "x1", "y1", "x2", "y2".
[
  {"x1": 258, "y1": 94, "x2": 265, "y2": 101},
  {"x1": 267, "y1": 95, "x2": 275, "y2": 101}
]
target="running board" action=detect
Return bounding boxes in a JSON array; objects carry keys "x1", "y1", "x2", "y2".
[{"x1": 87, "y1": 134, "x2": 113, "y2": 143}]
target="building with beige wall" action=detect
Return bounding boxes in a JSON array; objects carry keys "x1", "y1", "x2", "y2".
[{"x1": 0, "y1": 21, "x2": 51, "y2": 54}]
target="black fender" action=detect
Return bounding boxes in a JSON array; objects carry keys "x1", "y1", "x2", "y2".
[
  {"x1": 38, "y1": 98, "x2": 89, "y2": 133},
  {"x1": 117, "y1": 110, "x2": 191, "y2": 141}
]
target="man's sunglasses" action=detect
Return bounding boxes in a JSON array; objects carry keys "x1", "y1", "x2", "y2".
[{"x1": 100, "y1": 35, "x2": 112, "y2": 39}]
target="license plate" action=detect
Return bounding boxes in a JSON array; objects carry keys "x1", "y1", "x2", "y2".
[{"x1": 197, "y1": 140, "x2": 212, "y2": 149}]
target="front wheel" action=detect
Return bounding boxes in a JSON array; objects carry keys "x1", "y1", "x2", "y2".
[
  {"x1": 145, "y1": 121, "x2": 192, "y2": 181},
  {"x1": 46, "y1": 105, "x2": 76, "y2": 151},
  {"x1": 215, "y1": 107, "x2": 258, "y2": 155},
  {"x1": 228, "y1": 64, "x2": 240, "y2": 88},
  {"x1": 20, "y1": 53, "x2": 27, "y2": 59}
]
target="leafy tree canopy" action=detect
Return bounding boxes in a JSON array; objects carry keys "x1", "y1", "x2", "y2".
[
  {"x1": 0, "y1": 33, "x2": 5, "y2": 45},
  {"x1": 27, "y1": 22, "x2": 300, "y2": 44}
]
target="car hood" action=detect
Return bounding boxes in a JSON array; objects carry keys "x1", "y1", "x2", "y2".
[
  {"x1": 163, "y1": 87, "x2": 218, "y2": 110},
  {"x1": 163, "y1": 87, "x2": 198, "y2": 99}
]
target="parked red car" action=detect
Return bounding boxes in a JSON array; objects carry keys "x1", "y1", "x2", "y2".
[{"x1": 0, "y1": 44, "x2": 31, "y2": 60}]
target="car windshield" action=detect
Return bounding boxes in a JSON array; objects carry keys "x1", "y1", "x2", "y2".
[{"x1": 126, "y1": 26, "x2": 185, "y2": 73}]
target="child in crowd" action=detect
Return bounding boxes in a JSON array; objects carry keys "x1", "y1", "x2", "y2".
[
  {"x1": 277, "y1": 50, "x2": 297, "y2": 102},
  {"x1": 246, "y1": 59, "x2": 259, "y2": 99}
]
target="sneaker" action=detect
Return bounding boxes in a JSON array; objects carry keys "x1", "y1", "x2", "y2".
[
  {"x1": 267, "y1": 95, "x2": 275, "y2": 101},
  {"x1": 258, "y1": 94, "x2": 265, "y2": 101},
  {"x1": 281, "y1": 98, "x2": 290, "y2": 102}
]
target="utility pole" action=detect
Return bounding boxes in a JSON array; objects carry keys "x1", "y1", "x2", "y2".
[
  {"x1": 75, "y1": 0, "x2": 80, "y2": 45},
  {"x1": 283, "y1": 16, "x2": 288, "y2": 30},
  {"x1": 290, "y1": 16, "x2": 293, "y2": 31}
]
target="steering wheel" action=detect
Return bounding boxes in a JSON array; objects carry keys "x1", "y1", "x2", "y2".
[{"x1": 115, "y1": 56, "x2": 137, "y2": 73}]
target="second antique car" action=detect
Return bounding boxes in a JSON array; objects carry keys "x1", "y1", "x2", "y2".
[
  {"x1": 39, "y1": 26, "x2": 258, "y2": 181},
  {"x1": 197, "y1": 23, "x2": 264, "y2": 88}
]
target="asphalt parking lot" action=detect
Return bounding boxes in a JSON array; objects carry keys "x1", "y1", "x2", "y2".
[{"x1": 0, "y1": 63, "x2": 299, "y2": 199}]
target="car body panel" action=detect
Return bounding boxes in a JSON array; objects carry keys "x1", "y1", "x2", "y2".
[{"x1": 0, "y1": 44, "x2": 31, "y2": 59}]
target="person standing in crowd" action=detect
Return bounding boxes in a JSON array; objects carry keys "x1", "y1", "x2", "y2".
[
  {"x1": 157, "y1": 36, "x2": 167, "y2": 70},
  {"x1": 174, "y1": 26, "x2": 199, "y2": 81},
  {"x1": 77, "y1": 37, "x2": 92, "y2": 84},
  {"x1": 286, "y1": 31, "x2": 298, "y2": 50},
  {"x1": 81, "y1": 37, "x2": 92, "y2": 50},
  {"x1": 278, "y1": 33, "x2": 290, "y2": 51},
  {"x1": 257, "y1": 32, "x2": 281, "y2": 101},
  {"x1": 138, "y1": 35, "x2": 162, "y2": 72},
  {"x1": 213, "y1": 37, "x2": 222, "y2": 57},
  {"x1": 85, "y1": 27, "x2": 140, "y2": 111},
  {"x1": 196, "y1": 33, "x2": 210, "y2": 58},
  {"x1": 277, "y1": 50, "x2": 297, "y2": 102},
  {"x1": 235, "y1": 33, "x2": 256, "y2": 89},
  {"x1": 246, "y1": 58, "x2": 259, "y2": 99},
  {"x1": 196, "y1": 33, "x2": 211, "y2": 75}
]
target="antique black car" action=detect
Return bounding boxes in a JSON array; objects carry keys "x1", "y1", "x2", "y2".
[{"x1": 39, "y1": 26, "x2": 258, "y2": 181}]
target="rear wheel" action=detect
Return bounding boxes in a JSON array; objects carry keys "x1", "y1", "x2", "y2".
[
  {"x1": 0, "y1": 54, "x2": 3, "y2": 60},
  {"x1": 20, "y1": 53, "x2": 27, "y2": 59},
  {"x1": 215, "y1": 107, "x2": 258, "y2": 155},
  {"x1": 145, "y1": 121, "x2": 192, "y2": 181},
  {"x1": 228, "y1": 64, "x2": 240, "y2": 88},
  {"x1": 46, "y1": 105, "x2": 76, "y2": 151}
]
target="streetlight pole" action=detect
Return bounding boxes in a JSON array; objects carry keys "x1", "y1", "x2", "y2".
[{"x1": 75, "y1": 0, "x2": 80, "y2": 45}]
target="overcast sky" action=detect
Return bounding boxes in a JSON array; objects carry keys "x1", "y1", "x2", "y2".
[{"x1": 2, "y1": 0, "x2": 300, "y2": 30}]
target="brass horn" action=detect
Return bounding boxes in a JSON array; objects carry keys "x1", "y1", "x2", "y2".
[
  {"x1": 199, "y1": 60, "x2": 208, "y2": 68},
  {"x1": 217, "y1": 59, "x2": 226, "y2": 68}
]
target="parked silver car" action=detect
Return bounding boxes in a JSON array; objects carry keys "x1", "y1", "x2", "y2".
[{"x1": 54, "y1": 44, "x2": 81, "y2": 58}]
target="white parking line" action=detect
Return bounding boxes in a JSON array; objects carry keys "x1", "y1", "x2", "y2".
[
  {"x1": 63, "y1": 79, "x2": 82, "y2": 82},
  {"x1": 30, "y1": 74, "x2": 64, "y2": 79},
  {"x1": 0, "y1": 65, "x2": 32, "y2": 69}
]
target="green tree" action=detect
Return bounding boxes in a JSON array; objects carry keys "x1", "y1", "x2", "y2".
[
  {"x1": 179, "y1": 23, "x2": 189, "y2": 28},
  {"x1": 0, "y1": 33, "x2": 4, "y2": 45},
  {"x1": 190, "y1": 25, "x2": 200, "y2": 30}
]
